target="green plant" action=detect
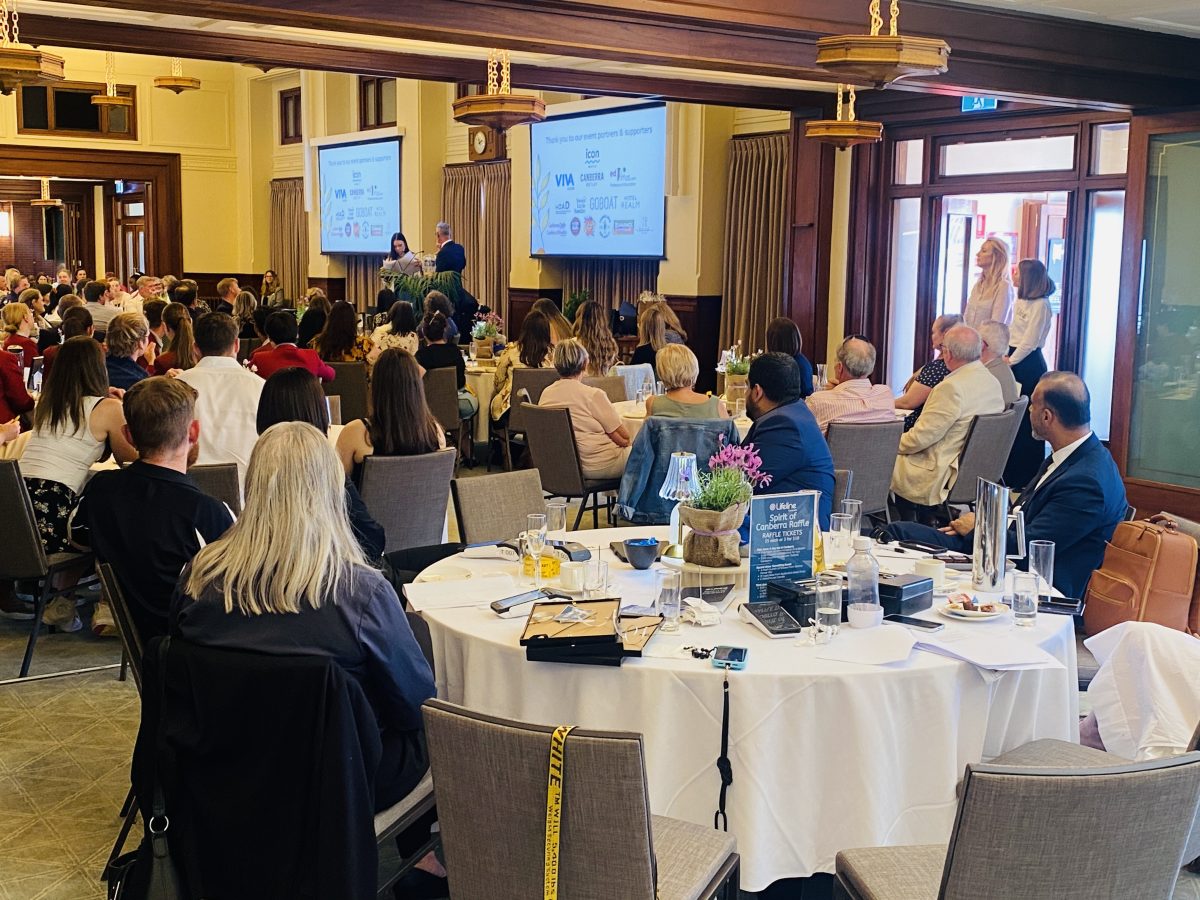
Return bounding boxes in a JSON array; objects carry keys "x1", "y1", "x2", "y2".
[
  {"x1": 725, "y1": 354, "x2": 750, "y2": 376},
  {"x1": 690, "y1": 467, "x2": 753, "y2": 511},
  {"x1": 563, "y1": 288, "x2": 590, "y2": 323},
  {"x1": 379, "y1": 269, "x2": 470, "y2": 318},
  {"x1": 471, "y1": 313, "x2": 503, "y2": 341}
]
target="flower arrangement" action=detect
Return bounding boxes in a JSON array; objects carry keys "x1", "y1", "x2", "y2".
[
  {"x1": 725, "y1": 352, "x2": 751, "y2": 376},
  {"x1": 690, "y1": 439, "x2": 771, "y2": 511},
  {"x1": 471, "y1": 311, "x2": 504, "y2": 341}
]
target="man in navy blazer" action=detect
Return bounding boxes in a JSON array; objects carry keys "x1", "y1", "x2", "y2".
[
  {"x1": 889, "y1": 371, "x2": 1127, "y2": 598},
  {"x1": 434, "y1": 221, "x2": 467, "y2": 274},
  {"x1": 742, "y1": 352, "x2": 835, "y2": 533}
]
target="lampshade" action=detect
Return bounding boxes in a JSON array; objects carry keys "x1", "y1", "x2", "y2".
[{"x1": 659, "y1": 452, "x2": 698, "y2": 502}]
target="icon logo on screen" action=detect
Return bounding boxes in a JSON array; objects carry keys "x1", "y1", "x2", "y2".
[
  {"x1": 554, "y1": 174, "x2": 575, "y2": 188},
  {"x1": 599, "y1": 216, "x2": 612, "y2": 238},
  {"x1": 569, "y1": 217, "x2": 581, "y2": 236},
  {"x1": 584, "y1": 148, "x2": 600, "y2": 167}
]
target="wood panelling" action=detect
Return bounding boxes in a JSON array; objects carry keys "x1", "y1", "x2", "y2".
[
  {"x1": 507, "y1": 287, "x2": 563, "y2": 340},
  {"x1": 0, "y1": 181, "x2": 95, "y2": 279},
  {"x1": 183, "y1": 272, "x2": 263, "y2": 300},
  {"x1": 307, "y1": 277, "x2": 346, "y2": 304},
  {"x1": 785, "y1": 114, "x2": 836, "y2": 366}
]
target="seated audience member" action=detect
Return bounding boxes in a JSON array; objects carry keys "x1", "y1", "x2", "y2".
[
  {"x1": 490, "y1": 310, "x2": 553, "y2": 423},
  {"x1": 42, "y1": 307, "x2": 92, "y2": 384},
  {"x1": 51, "y1": 293, "x2": 83, "y2": 323},
  {"x1": 742, "y1": 352, "x2": 835, "y2": 530},
  {"x1": 251, "y1": 306, "x2": 273, "y2": 350},
  {"x1": 646, "y1": 344, "x2": 727, "y2": 419},
  {"x1": 82, "y1": 280, "x2": 120, "y2": 333},
  {"x1": 256, "y1": 367, "x2": 384, "y2": 564},
  {"x1": 49, "y1": 270, "x2": 73, "y2": 307},
  {"x1": 251, "y1": 311, "x2": 336, "y2": 382},
  {"x1": 335, "y1": 348, "x2": 445, "y2": 481},
  {"x1": 4, "y1": 271, "x2": 28, "y2": 305},
  {"x1": 630, "y1": 301, "x2": 687, "y2": 370},
  {"x1": 75, "y1": 377, "x2": 233, "y2": 641},
  {"x1": 213, "y1": 277, "x2": 240, "y2": 315},
  {"x1": 416, "y1": 312, "x2": 477, "y2": 420},
  {"x1": 539, "y1": 338, "x2": 632, "y2": 479},
  {"x1": 19, "y1": 288, "x2": 57, "y2": 353},
  {"x1": 765, "y1": 316, "x2": 815, "y2": 399},
  {"x1": 233, "y1": 290, "x2": 258, "y2": 340},
  {"x1": 532, "y1": 297, "x2": 573, "y2": 345},
  {"x1": 170, "y1": 422, "x2": 441, "y2": 881},
  {"x1": 417, "y1": 291, "x2": 458, "y2": 344},
  {"x1": 127, "y1": 274, "x2": 161, "y2": 315},
  {"x1": 0, "y1": 335, "x2": 34, "y2": 429},
  {"x1": 370, "y1": 300, "x2": 420, "y2": 359},
  {"x1": 573, "y1": 300, "x2": 619, "y2": 376},
  {"x1": 313, "y1": 301, "x2": 372, "y2": 362},
  {"x1": 890, "y1": 372, "x2": 1127, "y2": 597},
  {"x1": 143, "y1": 298, "x2": 168, "y2": 352},
  {"x1": 152, "y1": 302, "x2": 198, "y2": 375},
  {"x1": 891, "y1": 325, "x2": 1003, "y2": 516},
  {"x1": 19, "y1": 337, "x2": 137, "y2": 628},
  {"x1": 105, "y1": 313, "x2": 153, "y2": 391},
  {"x1": 806, "y1": 337, "x2": 895, "y2": 434},
  {"x1": 979, "y1": 318, "x2": 1020, "y2": 408},
  {"x1": 106, "y1": 276, "x2": 134, "y2": 313},
  {"x1": 3, "y1": 302, "x2": 39, "y2": 369},
  {"x1": 260, "y1": 269, "x2": 285, "y2": 307},
  {"x1": 177, "y1": 312, "x2": 265, "y2": 479},
  {"x1": 172, "y1": 280, "x2": 206, "y2": 315},
  {"x1": 297, "y1": 288, "x2": 331, "y2": 350},
  {"x1": 894, "y1": 313, "x2": 962, "y2": 432}
]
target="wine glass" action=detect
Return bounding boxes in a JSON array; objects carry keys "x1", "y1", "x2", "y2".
[
  {"x1": 526, "y1": 513, "x2": 548, "y2": 590},
  {"x1": 468, "y1": 341, "x2": 477, "y2": 363}
]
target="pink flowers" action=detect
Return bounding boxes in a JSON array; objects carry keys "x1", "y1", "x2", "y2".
[{"x1": 709, "y1": 436, "x2": 772, "y2": 489}]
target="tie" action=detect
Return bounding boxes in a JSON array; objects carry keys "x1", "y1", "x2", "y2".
[{"x1": 1018, "y1": 455, "x2": 1054, "y2": 502}]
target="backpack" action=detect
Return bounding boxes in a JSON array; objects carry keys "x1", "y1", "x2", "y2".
[{"x1": 1083, "y1": 520, "x2": 1199, "y2": 637}]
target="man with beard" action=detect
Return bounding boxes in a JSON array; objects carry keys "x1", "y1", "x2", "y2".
[
  {"x1": 887, "y1": 371, "x2": 1127, "y2": 598},
  {"x1": 73, "y1": 377, "x2": 234, "y2": 641}
]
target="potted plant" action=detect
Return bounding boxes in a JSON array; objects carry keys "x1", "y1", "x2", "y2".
[
  {"x1": 679, "y1": 439, "x2": 771, "y2": 567},
  {"x1": 563, "y1": 288, "x2": 590, "y2": 323},
  {"x1": 471, "y1": 312, "x2": 504, "y2": 359},
  {"x1": 724, "y1": 345, "x2": 751, "y2": 396}
]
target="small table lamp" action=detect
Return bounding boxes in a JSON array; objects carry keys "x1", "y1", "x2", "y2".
[{"x1": 659, "y1": 451, "x2": 698, "y2": 559}]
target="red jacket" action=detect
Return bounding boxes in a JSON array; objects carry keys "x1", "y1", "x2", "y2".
[
  {"x1": 0, "y1": 350, "x2": 34, "y2": 425},
  {"x1": 249, "y1": 344, "x2": 336, "y2": 382}
]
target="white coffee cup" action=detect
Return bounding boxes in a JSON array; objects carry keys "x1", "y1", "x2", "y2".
[
  {"x1": 914, "y1": 558, "x2": 946, "y2": 587},
  {"x1": 847, "y1": 602, "x2": 883, "y2": 629},
  {"x1": 559, "y1": 561, "x2": 586, "y2": 592}
]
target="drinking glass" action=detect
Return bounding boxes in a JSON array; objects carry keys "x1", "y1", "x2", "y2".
[
  {"x1": 733, "y1": 398, "x2": 745, "y2": 420},
  {"x1": 545, "y1": 501, "x2": 568, "y2": 545},
  {"x1": 468, "y1": 342, "x2": 477, "y2": 362},
  {"x1": 1012, "y1": 571, "x2": 1038, "y2": 627},
  {"x1": 526, "y1": 513, "x2": 547, "y2": 590},
  {"x1": 655, "y1": 569, "x2": 682, "y2": 633},
  {"x1": 584, "y1": 558, "x2": 608, "y2": 600},
  {"x1": 815, "y1": 574, "x2": 843, "y2": 643},
  {"x1": 840, "y1": 499, "x2": 862, "y2": 537},
  {"x1": 1028, "y1": 540, "x2": 1055, "y2": 602},
  {"x1": 655, "y1": 380, "x2": 665, "y2": 396},
  {"x1": 815, "y1": 363, "x2": 827, "y2": 390},
  {"x1": 828, "y1": 513, "x2": 855, "y2": 566}
]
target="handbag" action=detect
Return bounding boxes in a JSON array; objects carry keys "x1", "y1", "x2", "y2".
[{"x1": 107, "y1": 638, "x2": 187, "y2": 899}]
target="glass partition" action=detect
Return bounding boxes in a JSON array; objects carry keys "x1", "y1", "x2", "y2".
[
  {"x1": 887, "y1": 198, "x2": 921, "y2": 389},
  {"x1": 1080, "y1": 190, "x2": 1125, "y2": 441}
]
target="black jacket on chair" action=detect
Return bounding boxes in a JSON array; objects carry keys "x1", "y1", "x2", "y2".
[{"x1": 133, "y1": 638, "x2": 383, "y2": 900}]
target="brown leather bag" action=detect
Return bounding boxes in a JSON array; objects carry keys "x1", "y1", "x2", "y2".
[{"x1": 1083, "y1": 519, "x2": 1198, "y2": 636}]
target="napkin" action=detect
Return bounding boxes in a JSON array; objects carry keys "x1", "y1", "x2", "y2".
[
  {"x1": 914, "y1": 634, "x2": 1063, "y2": 671},
  {"x1": 404, "y1": 574, "x2": 516, "y2": 613}
]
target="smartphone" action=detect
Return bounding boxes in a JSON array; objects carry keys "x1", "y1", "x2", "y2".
[
  {"x1": 898, "y1": 540, "x2": 950, "y2": 555},
  {"x1": 490, "y1": 589, "x2": 551, "y2": 617},
  {"x1": 883, "y1": 614, "x2": 945, "y2": 632},
  {"x1": 711, "y1": 646, "x2": 749, "y2": 670},
  {"x1": 1038, "y1": 597, "x2": 1083, "y2": 616}
]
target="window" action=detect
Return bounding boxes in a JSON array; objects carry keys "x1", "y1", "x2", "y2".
[
  {"x1": 938, "y1": 134, "x2": 1075, "y2": 177},
  {"x1": 358, "y1": 76, "x2": 396, "y2": 130},
  {"x1": 18, "y1": 81, "x2": 137, "y2": 139},
  {"x1": 894, "y1": 139, "x2": 924, "y2": 185},
  {"x1": 279, "y1": 87, "x2": 302, "y2": 145},
  {"x1": 1091, "y1": 123, "x2": 1129, "y2": 176}
]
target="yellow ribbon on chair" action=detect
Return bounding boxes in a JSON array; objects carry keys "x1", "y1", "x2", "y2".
[{"x1": 544, "y1": 724, "x2": 576, "y2": 900}]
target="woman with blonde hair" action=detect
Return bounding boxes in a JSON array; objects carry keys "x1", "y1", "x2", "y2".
[
  {"x1": 233, "y1": 290, "x2": 259, "y2": 339},
  {"x1": 646, "y1": 344, "x2": 727, "y2": 419},
  {"x1": 631, "y1": 301, "x2": 687, "y2": 370},
  {"x1": 532, "y1": 297, "x2": 573, "y2": 344},
  {"x1": 2, "y1": 302, "x2": 38, "y2": 369},
  {"x1": 573, "y1": 300, "x2": 619, "y2": 376},
  {"x1": 964, "y1": 237, "x2": 1015, "y2": 328},
  {"x1": 539, "y1": 338, "x2": 631, "y2": 479}
]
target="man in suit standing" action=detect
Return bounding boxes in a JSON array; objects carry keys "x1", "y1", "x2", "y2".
[
  {"x1": 888, "y1": 371, "x2": 1128, "y2": 597},
  {"x1": 891, "y1": 324, "x2": 1004, "y2": 517},
  {"x1": 742, "y1": 352, "x2": 835, "y2": 532},
  {"x1": 434, "y1": 221, "x2": 467, "y2": 274}
]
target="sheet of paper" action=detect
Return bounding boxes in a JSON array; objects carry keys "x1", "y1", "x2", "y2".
[
  {"x1": 914, "y1": 634, "x2": 1064, "y2": 671},
  {"x1": 404, "y1": 573, "x2": 516, "y2": 612},
  {"x1": 815, "y1": 624, "x2": 916, "y2": 666}
]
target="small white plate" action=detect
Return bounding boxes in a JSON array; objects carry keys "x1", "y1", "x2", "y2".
[
  {"x1": 936, "y1": 603, "x2": 1009, "y2": 621},
  {"x1": 420, "y1": 565, "x2": 473, "y2": 583}
]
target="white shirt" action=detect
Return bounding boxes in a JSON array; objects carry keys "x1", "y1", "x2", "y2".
[
  {"x1": 1008, "y1": 298, "x2": 1053, "y2": 365},
  {"x1": 177, "y1": 355, "x2": 264, "y2": 482}
]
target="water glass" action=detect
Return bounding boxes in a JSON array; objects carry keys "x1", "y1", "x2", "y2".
[
  {"x1": 839, "y1": 499, "x2": 862, "y2": 537},
  {"x1": 526, "y1": 514, "x2": 547, "y2": 590},
  {"x1": 828, "y1": 513, "x2": 855, "y2": 566},
  {"x1": 1028, "y1": 540, "x2": 1055, "y2": 601},
  {"x1": 733, "y1": 398, "x2": 746, "y2": 420},
  {"x1": 545, "y1": 501, "x2": 568, "y2": 544},
  {"x1": 655, "y1": 380, "x2": 665, "y2": 396},
  {"x1": 468, "y1": 341, "x2": 477, "y2": 362},
  {"x1": 815, "y1": 363, "x2": 827, "y2": 390},
  {"x1": 655, "y1": 569, "x2": 682, "y2": 633},
  {"x1": 584, "y1": 558, "x2": 608, "y2": 601},
  {"x1": 815, "y1": 575, "x2": 843, "y2": 643},
  {"x1": 1011, "y1": 572, "x2": 1038, "y2": 627}
]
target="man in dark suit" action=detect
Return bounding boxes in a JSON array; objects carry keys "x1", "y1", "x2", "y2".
[
  {"x1": 742, "y1": 352, "x2": 836, "y2": 532},
  {"x1": 249, "y1": 311, "x2": 336, "y2": 382},
  {"x1": 889, "y1": 371, "x2": 1128, "y2": 598},
  {"x1": 434, "y1": 221, "x2": 467, "y2": 274}
]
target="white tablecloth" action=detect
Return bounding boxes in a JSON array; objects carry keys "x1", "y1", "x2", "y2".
[
  {"x1": 413, "y1": 526, "x2": 1078, "y2": 891},
  {"x1": 613, "y1": 399, "x2": 751, "y2": 442},
  {"x1": 465, "y1": 367, "x2": 495, "y2": 447}
]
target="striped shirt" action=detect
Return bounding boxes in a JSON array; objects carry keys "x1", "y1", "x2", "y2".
[{"x1": 806, "y1": 378, "x2": 896, "y2": 435}]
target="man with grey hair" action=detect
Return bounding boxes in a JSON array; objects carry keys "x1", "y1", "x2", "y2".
[
  {"x1": 434, "y1": 220, "x2": 467, "y2": 274},
  {"x1": 806, "y1": 337, "x2": 895, "y2": 435},
  {"x1": 978, "y1": 319, "x2": 1019, "y2": 407},
  {"x1": 892, "y1": 324, "x2": 1004, "y2": 515}
]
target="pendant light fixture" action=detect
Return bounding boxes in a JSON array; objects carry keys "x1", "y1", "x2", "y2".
[
  {"x1": 816, "y1": 0, "x2": 950, "y2": 88},
  {"x1": 29, "y1": 177, "x2": 62, "y2": 209},
  {"x1": 452, "y1": 49, "x2": 545, "y2": 132},
  {"x1": 0, "y1": 0, "x2": 64, "y2": 95},
  {"x1": 804, "y1": 85, "x2": 883, "y2": 151},
  {"x1": 92, "y1": 51, "x2": 132, "y2": 108},
  {"x1": 154, "y1": 57, "x2": 200, "y2": 94}
]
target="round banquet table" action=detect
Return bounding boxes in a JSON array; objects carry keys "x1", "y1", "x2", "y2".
[
  {"x1": 465, "y1": 366, "x2": 495, "y2": 449},
  {"x1": 613, "y1": 399, "x2": 751, "y2": 442},
  {"x1": 412, "y1": 526, "x2": 1078, "y2": 891}
]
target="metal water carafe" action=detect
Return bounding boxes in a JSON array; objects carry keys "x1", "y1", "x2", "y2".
[{"x1": 972, "y1": 478, "x2": 1026, "y2": 592}]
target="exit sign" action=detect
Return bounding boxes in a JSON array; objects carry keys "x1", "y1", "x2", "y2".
[{"x1": 962, "y1": 96, "x2": 999, "y2": 112}]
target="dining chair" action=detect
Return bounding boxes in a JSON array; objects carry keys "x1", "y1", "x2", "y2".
[
  {"x1": 521, "y1": 403, "x2": 619, "y2": 529},
  {"x1": 187, "y1": 462, "x2": 242, "y2": 515},
  {"x1": 492, "y1": 367, "x2": 560, "y2": 471},
  {"x1": 826, "y1": 420, "x2": 903, "y2": 522},
  {"x1": 237, "y1": 337, "x2": 263, "y2": 363},
  {"x1": 451, "y1": 470, "x2": 547, "y2": 544},
  {"x1": 614, "y1": 363, "x2": 655, "y2": 402},
  {"x1": 358, "y1": 449, "x2": 456, "y2": 554},
  {"x1": 942, "y1": 398, "x2": 1026, "y2": 520},
  {"x1": 0, "y1": 459, "x2": 97, "y2": 678},
  {"x1": 324, "y1": 361, "x2": 370, "y2": 424},
  {"x1": 326, "y1": 394, "x2": 343, "y2": 427},
  {"x1": 423, "y1": 367, "x2": 463, "y2": 460},
  {"x1": 583, "y1": 374, "x2": 629, "y2": 403},
  {"x1": 422, "y1": 698, "x2": 740, "y2": 900},
  {"x1": 834, "y1": 753, "x2": 1200, "y2": 900}
]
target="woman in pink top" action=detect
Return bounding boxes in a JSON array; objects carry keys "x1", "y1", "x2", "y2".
[{"x1": 538, "y1": 339, "x2": 631, "y2": 479}]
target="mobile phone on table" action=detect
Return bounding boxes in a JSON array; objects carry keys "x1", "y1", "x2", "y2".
[
  {"x1": 883, "y1": 614, "x2": 945, "y2": 632},
  {"x1": 898, "y1": 540, "x2": 950, "y2": 555},
  {"x1": 1037, "y1": 597, "x2": 1083, "y2": 616},
  {"x1": 711, "y1": 646, "x2": 749, "y2": 670},
  {"x1": 490, "y1": 588, "x2": 567, "y2": 617}
]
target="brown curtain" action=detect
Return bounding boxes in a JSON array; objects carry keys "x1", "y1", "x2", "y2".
[
  {"x1": 719, "y1": 134, "x2": 790, "y2": 353},
  {"x1": 268, "y1": 178, "x2": 307, "y2": 302},
  {"x1": 344, "y1": 256, "x2": 379, "y2": 312},
  {"x1": 442, "y1": 161, "x2": 511, "y2": 318},
  {"x1": 561, "y1": 259, "x2": 660, "y2": 311}
]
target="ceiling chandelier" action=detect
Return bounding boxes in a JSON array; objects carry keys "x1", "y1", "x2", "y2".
[
  {"x1": 452, "y1": 49, "x2": 545, "y2": 132},
  {"x1": 92, "y1": 51, "x2": 132, "y2": 108},
  {"x1": 816, "y1": 0, "x2": 950, "y2": 88},
  {"x1": 154, "y1": 57, "x2": 200, "y2": 94},
  {"x1": 804, "y1": 84, "x2": 883, "y2": 151},
  {"x1": 0, "y1": 0, "x2": 63, "y2": 96},
  {"x1": 29, "y1": 177, "x2": 62, "y2": 209}
]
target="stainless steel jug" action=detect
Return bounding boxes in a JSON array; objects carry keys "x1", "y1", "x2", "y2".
[{"x1": 971, "y1": 477, "x2": 1026, "y2": 593}]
